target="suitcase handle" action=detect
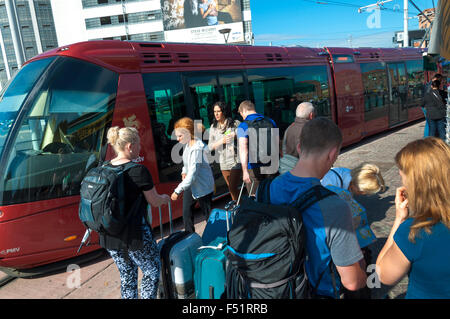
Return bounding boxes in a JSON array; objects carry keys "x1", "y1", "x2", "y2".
[{"x1": 148, "y1": 201, "x2": 173, "y2": 239}]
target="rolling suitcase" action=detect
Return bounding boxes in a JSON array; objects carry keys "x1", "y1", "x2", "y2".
[
  {"x1": 194, "y1": 237, "x2": 228, "y2": 299},
  {"x1": 194, "y1": 182, "x2": 251, "y2": 299},
  {"x1": 153, "y1": 201, "x2": 202, "y2": 299},
  {"x1": 201, "y1": 182, "x2": 250, "y2": 245}
]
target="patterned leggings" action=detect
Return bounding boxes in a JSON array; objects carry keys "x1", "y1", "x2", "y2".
[{"x1": 108, "y1": 225, "x2": 160, "y2": 299}]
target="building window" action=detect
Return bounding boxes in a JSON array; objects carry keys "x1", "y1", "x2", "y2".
[
  {"x1": 118, "y1": 14, "x2": 128, "y2": 23},
  {"x1": 100, "y1": 16, "x2": 112, "y2": 25},
  {"x1": 97, "y1": 0, "x2": 108, "y2": 4}
]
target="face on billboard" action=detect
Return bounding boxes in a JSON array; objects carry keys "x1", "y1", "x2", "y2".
[{"x1": 161, "y1": 0, "x2": 243, "y2": 31}]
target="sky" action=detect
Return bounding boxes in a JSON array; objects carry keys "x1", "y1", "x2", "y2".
[{"x1": 250, "y1": 0, "x2": 437, "y2": 48}]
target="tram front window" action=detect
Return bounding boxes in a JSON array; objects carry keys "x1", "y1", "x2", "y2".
[
  {"x1": 0, "y1": 57, "x2": 56, "y2": 158},
  {"x1": 0, "y1": 57, "x2": 118, "y2": 205}
]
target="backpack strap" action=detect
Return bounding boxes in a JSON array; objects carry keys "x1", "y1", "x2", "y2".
[
  {"x1": 291, "y1": 185, "x2": 335, "y2": 213},
  {"x1": 255, "y1": 178, "x2": 274, "y2": 203},
  {"x1": 329, "y1": 168, "x2": 343, "y2": 188}
]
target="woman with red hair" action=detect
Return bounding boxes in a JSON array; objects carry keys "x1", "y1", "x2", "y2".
[{"x1": 171, "y1": 117, "x2": 214, "y2": 233}]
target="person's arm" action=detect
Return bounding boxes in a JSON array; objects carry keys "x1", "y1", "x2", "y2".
[
  {"x1": 199, "y1": 5, "x2": 209, "y2": 18},
  {"x1": 208, "y1": 127, "x2": 227, "y2": 151},
  {"x1": 239, "y1": 136, "x2": 250, "y2": 184},
  {"x1": 335, "y1": 262, "x2": 367, "y2": 291},
  {"x1": 376, "y1": 186, "x2": 411, "y2": 285},
  {"x1": 325, "y1": 197, "x2": 367, "y2": 291},
  {"x1": 172, "y1": 148, "x2": 200, "y2": 200},
  {"x1": 144, "y1": 187, "x2": 170, "y2": 207}
]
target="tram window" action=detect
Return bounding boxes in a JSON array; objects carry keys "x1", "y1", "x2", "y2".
[
  {"x1": 185, "y1": 73, "x2": 220, "y2": 129},
  {"x1": 0, "y1": 57, "x2": 55, "y2": 158},
  {"x1": 142, "y1": 72, "x2": 186, "y2": 183},
  {"x1": 218, "y1": 72, "x2": 246, "y2": 120},
  {"x1": 405, "y1": 60, "x2": 425, "y2": 107},
  {"x1": 291, "y1": 66, "x2": 331, "y2": 120},
  {"x1": 0, "y1": 56, "x2": 117, "y2": 205},
  {"x1": 248, "y1": 66, "x2": 331, "y2": 136},
  {"x1": 247, "y1": 67, "x2": 294, "y2": 134},
  {"x1": 360, "y1": 62, "x2": 389, "y2": 122}
]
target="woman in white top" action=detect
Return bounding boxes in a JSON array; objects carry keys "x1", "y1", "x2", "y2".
[
  {"x1": 208, "y1": 101, "x2": 241, "y2": 201},
  {"x1": 171, "y1": 117, "x2": 214, "y2": 233}
]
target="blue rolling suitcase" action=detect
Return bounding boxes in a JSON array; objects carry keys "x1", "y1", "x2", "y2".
[
  {"x1": 194, "y1": 182, "x2": 250, "y2": 299},
  {"x1": 194, "y1": 237, "x2": 228, "y2": 299},
  {"x1": 201, "y1": 182, "x2": 249, "y2": 245},
  {"x1": 201, "y1": 207, "x2": 233, "y2": 246}
]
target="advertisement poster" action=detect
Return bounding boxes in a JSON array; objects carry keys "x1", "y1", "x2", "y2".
[{"x1": 161, "y1": 0, "x2": 244, "y2": 43}]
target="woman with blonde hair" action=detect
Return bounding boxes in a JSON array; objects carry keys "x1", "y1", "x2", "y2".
[
  {"x1": 376, "y1": 137, "x2": 450, "y2": 298},
  {"x1": 104, "y1": 126, "x2": 170, "y2": 299},
  {"x1": 171, "y1": 117, "x2": 214, "y2": 233},
  {"x1": 321, "y1": 163, "x2": 385, "y2": 195}
]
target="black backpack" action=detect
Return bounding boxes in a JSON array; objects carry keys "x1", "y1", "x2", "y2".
[
  {"x1": 245, "y1": 116, "x2": 276, "y2": 166},
  {"x1": 225, "y1": 178, "x2": 335, "y2": 299},
  {"x1": 78, "y1": 161, "x2": 143, "y2": 236}
]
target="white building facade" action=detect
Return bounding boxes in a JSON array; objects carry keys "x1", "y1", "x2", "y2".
[
  {"x1": 0, "y1": 0, "x2": 253, "y2": 87},
  {"x1": 52, "y1": 0, "x2": 253, "y2": 46}
]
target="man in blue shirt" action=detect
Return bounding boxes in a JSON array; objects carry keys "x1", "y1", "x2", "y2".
[
  {"x1": 237, "y1": 100, "x2": 278, "y2": 195},
  {"x1": 268, "y1": 117, "x2": 367, "y2": 298}
]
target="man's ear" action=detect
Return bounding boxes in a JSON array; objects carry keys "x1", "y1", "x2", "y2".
[
  {"x1": 327, "y1": 145, "x2": 339, "y2": 165},
  {"x1": 296, "y1": 142, "x2": 301, "y2": 156}
]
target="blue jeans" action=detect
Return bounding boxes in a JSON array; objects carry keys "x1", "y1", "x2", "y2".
[
  {"x1": 421, "y1": 107, "x2": 430, "y2": 137},
  {"x1": 428, "y1": 118, "x2": 446, "y2": 140}
]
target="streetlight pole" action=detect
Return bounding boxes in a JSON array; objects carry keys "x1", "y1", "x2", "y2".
[{"x1": 404, "y1": 0, "x2": 409, "y2": 47}]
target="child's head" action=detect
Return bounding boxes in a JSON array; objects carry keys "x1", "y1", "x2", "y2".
[{"x1": 349, "y1": 163, "x2": 385, "y2": 195}]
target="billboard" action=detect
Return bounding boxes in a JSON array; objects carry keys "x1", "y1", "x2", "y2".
[{"x1": 161, "y1": 0, "x2": 244, "y2": 44}]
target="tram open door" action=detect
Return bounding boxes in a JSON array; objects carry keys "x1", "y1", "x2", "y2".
[{"x1": 327, "y1": 48, "x2": 364, "y2": 146}]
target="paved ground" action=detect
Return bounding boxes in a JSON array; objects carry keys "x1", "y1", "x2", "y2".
[{"x1": 0, "y1": 120, "x2": 426, "y2": 299}]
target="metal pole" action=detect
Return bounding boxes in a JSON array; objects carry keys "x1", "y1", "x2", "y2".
[
  {"x1": 404, "y1": 0, "x2": 409, "y2": 47},
  {"x1": 0, "y1": 27, "x2": 11, "y2": 81},
  {"x1": 5, "y1": 0, "x2": 25, "y2": 67},
  {"x1": 120, "y1": 0, "x2": 129, "y2": 40}
]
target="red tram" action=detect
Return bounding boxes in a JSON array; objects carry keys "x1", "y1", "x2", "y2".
[{"x1": 0, "y1": 40, "x2": 432, "y2": 274}]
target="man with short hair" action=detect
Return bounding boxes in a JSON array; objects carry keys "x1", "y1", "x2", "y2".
[
  {"x1": 237, "y1": 100, "x2": 277, "y2": 195},
  {"x1": 267, "y1": 117, "x2": 367, "y2": 298},
  {"x1": 279, "y1": 102, "x2": 315, "y2": 174}
]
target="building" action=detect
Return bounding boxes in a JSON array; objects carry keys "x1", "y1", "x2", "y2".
[
  {"x1": 418, "y1": 7, "x2": 435, "y2": 30},
  {"x1": 0, "y1": 0, "x2": 58, "y2": 87},
  {"x1": 393, "y1": 29, "x2": 427, "y2": 48},
  {"x1": 0, "y1": 0, "x2": 252, "y2": 88},
  {"x1": 51, "y1": 0, "x2": 253, "y2": 45}
]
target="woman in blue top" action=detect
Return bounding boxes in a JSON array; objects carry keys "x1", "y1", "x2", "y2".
[
  {"x1": 376, "y1": 137, "x2": 450, "y2": 298},
  {"x1": 199, "y1": 0, "x2": 218, "y2": 26}
]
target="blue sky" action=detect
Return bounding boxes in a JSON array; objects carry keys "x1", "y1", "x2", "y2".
[{"x1": 250, "y1": 0, "x2": 437, "y2": 48}]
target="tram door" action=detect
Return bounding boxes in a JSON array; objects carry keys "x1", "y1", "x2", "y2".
[{"x1": 387, "y1": 62, "x2": 408, "y2": 126}]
